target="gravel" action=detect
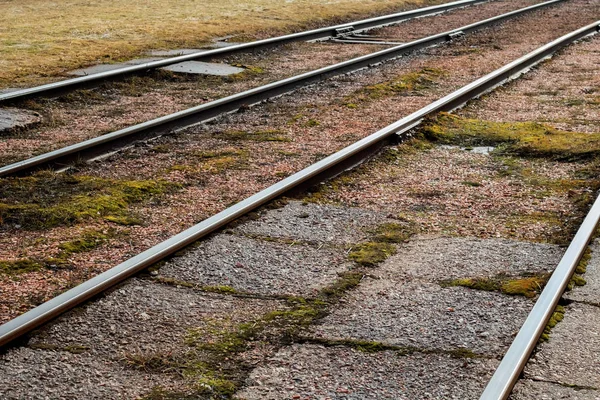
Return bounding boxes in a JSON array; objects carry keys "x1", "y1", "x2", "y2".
[
  {"x1": 238, "y1": 343, "x2": 499, "y2": 400},
  {"x1": 160, "y1": 232, "x2": 351, "y2": 296}
]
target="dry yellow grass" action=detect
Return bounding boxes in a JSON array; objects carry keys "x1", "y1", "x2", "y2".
[{"x1": 0, "y1": 0, "x2": 443, "y2": 87}]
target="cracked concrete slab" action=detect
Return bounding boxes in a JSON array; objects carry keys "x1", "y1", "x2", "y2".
[
  {"x1": 523, "y1": 302, "x2": 600, "y2": 388},
  {"x1": 237, "y1": 344, "x2": 498, "y2": 400},
  {"x1": 309, "y1": 277, "x2": 532, "y2": 356},
  {"x1": 565, "y1": 239, "x2": 600, "y2": 305},
  {"x1": 160, "y1": 233, "x2": 351, "y2": 297},
  {"x1": 0, "y1": 278, "x2": 285, "y2": 398},
  {"x1": 0, "y1": 108, "x2": 42, "y2": 133},
  {"x1": 24, "y1": 278, "x2": 284, "y2": 358},
  {"x1": 67, "y1": 63, "x2": 130, "y2": 76},
  {"x1": 380, "y1": 237, "x2": 563, "y2": 281},
  {"x1": 160, "y1": 61, "x2": 245, "y2": 76},
  {"x1": 511, "y1": 380, "x2": 600, "y2": 399},
  {"x1": 0, "y1": 347, "x2": 171, "y2": 400},
  {"x1": 235, "y1": 201, "x2": 391, "y2": 244}
]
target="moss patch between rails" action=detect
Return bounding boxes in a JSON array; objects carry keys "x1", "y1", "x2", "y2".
[
  {"x1": 0, "y1": 171, "x2": 179, "y2": 230},
  {"x1": 422, "y1": 113, "x2": 600, "y2": 161},
  {"x1": 441, "y1": 272, "x2": 551, "y2": 298},
  {"x1": 347, "y1": 67, "x2": 446, "y2": 104}
]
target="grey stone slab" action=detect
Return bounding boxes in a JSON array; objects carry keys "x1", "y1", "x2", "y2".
[
  {"x1": 123, "y1": 57, "x2": 165, "y2": 65},
  {"x1": 161, "y1": 61, "x2": 244, "y2": 76},
  {"x1": 67, "y1": 63, "x2": 130, "y2": 76},
  {"x1": 310, "y1": 277, "x2": 532, "y2": 356},
  {"x1": 148, "y1": 48, "x2": 207, "y2": 56},
  {"x1": 0, "y1": 107, "x2": 42, "y2": 133},
  {"x1": 565, "y1": 239, "x2": 600, "y2": 305},
  {"x1": 0, "y1": 347, "x2": 165, "y2": 400},
  {"x1": 237, "y1": 344, "x2": 498, "y2": 400},
  {"x1": 236, "y1": 201, "x2": 390, "y2": 244},
  {"x1": 382, "y1": 237, "x2": 563, "y2": 282},
  {"x1": 0, "y1": 88, "x2": 20, "y2": 94},
  {"x1": 160, "y1": 234, "x2": 351, "y2": 297},
  {"x1": 26, "y1": 278, "x2": 284, "y2": 359},
  {"x1": 523, "y1": 302, "x2": 600, "y2": 388},
  {"x1": 511, "y1": 379, "x2": 600, "y2": 400}
]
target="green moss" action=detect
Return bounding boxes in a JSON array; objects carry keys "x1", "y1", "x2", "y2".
[
  {"x1": 202, "y1": 285, "x2": 238, "y2": 295},
  {"x1": 0, "y1": 172, "x2": 178, "y2": 230},
  {"x1": 59, "y1": 230, "x2": 109, "y2": 255},
  {"x1": 355, "y1": 67, "x2": 445, "y2": 100},
  {"x1": 461, "y1": 180, "x2": 482, "y2": 187},
  {"x1": 540, "y1": 305, "x2": 565, "y2": 342},
  {"x1": 104, "y1": 215, "x2": 142, "y2": 226},
  {"x1": 150, "y1": 144, "x2": 172, "y2": 154},
  {"x1": 422, "y1": 113, "x2": 600, "y2": 161},
  {"x1": 0, "y1": 259, "x2": 43, "y2": 274},
  {"x1": 219, "y1": 129, "x2": 290, "y2": 142},
  {"x1": 348, "y1": 242, "x2": 396, "y2": 266},
  {"x1": 320, "y1": 272, "x2": 363, "y2": 301},
  {"x1": 442, "y1": 273, "x2": 550, "y2": 298},
  {"x1": 304, "y1": 119, "x2": 319, "y2": 127}
]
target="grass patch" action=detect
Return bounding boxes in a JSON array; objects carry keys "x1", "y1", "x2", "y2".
[
  {"x1": 0, "y1": 171, "x2": 178, "y2": 230},
  {"x1": 441, "y1": 272, "x2": 550, "y2": 298},
  {"x1": 422, "y1": 113, "x2": 600, "y2": 161}
]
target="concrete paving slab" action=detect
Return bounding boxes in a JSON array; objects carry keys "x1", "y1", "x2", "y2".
[
  {"x1": 0, "y1": 107, "x2": 42, "y2": 133},
  {"x1": 25, "y1": 278, "x2": 284, "y2": 359},
  {"x1": 237, "y1": 344, "x2": 498, "y2": 400},
  {"x1": 382, "y1": 237, "x2": 563, "y2": 282},
  {"x1": 0, "y1": 347, "x2": 168, "y2": 400},
  {"x1": 523, "y1": 302, "x2": 600, "y2": 388},
  {"x1": 160, "y1": 233, "x2": 351, "y2": 297},
  {"x1": 565, "y1": 239, "x2": 600, "y2": 305},
  {"x1": 511, "y1": 379, "x2": 600, "y2": 400},
  {"x1": 310, "y1": 277, "x2": 532, "y2": 356},
  {"x1": 161, "y1": 61, "x2": 244, "y2": 76},
  {"x1": 235, "y1": 201, "x2": 391, "y2": 244},
  {"x1": 67, "y1": 63, "x2": 130, "y2": 76}
]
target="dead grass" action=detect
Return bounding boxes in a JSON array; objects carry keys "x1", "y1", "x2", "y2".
[{"x1": 0, "y1": 0, "x2": 442, "y2": 87}]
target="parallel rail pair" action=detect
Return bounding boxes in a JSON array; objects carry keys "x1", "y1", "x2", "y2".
[{"x1": 0, "y1": 0, "x2": 566, "y2": 177}]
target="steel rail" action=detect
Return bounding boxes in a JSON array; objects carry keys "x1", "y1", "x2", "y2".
[
  {"x1": 0, "y1": 0, "x2": 566, "y2": 177},
  {"x1": 480, "y1": 161, "x2": 600, "y2": 394},
  {"x1": 1, "y1": 17, "x2": 597, "y2": 350},
  {"x1": 0, "y1": 0, "x2": 490, "y2": 104}
]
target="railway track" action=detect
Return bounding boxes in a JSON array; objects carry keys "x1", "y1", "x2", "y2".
[
  {"x1": 1, "y1": 12, "x2": 600, "y2": 398},
  {"x1": 0, "y1": 0, "x2": 566, "y2": 176},
  {"x1": 0, "y1": 0, "x2": 491, "y2": 104}
]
